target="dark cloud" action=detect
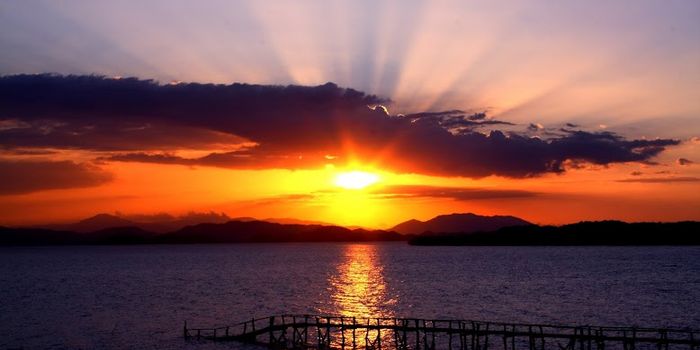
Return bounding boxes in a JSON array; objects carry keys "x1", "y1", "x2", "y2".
[
  {"x1": 403, "y1": 110, "x2": 514, "y2": 132},
  {"x1": 102, "y1": 150, "x2": 330, "y2": 169},
  {"x1": 371, "y1": 185, "x2": 538, "y2": 200},
  {"x1": 630, "y1": 171, "x2": 643, "y2": 176},
  {"x1": 0, "y1": 148, "x2": 58, "y2": 155},
  {"x1": 677, "y1": 158, "x2": 694, "y2": 166},
  {"x1": 0, "y1": 160, "x2": 112, "y2": 195},
  {"x1": 0, "y1": 120, "x2": 248, "y2": 151},
  {"x1": 0, "y1": 74, "x2": 680, "y2": 178},
  {"x1": 617, "y1": 177, "x2": 700, "y2": 183},
  {"x1": 250, "y1": 185, "x2": 537, "y2": 204},
  {"x1": 527, "y1": 123, "x2": 544, "y2": 132}
]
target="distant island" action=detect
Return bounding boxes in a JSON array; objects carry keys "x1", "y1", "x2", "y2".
[
  {"x1": 409, "y1": 221, "x2": 700, "y2": 246},
  {"x1": 1, "y1": 213, "x2": 699, "y2": 245}
]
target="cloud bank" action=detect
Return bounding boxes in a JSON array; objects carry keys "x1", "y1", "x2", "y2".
[
  {"x1": 0, "y1": 74, "x2": 680, "y2": 179},
  {"x1": 0, "y1": 160, "x2": 112, "y2": 195},
  {"x1": 371, "y1": 185, "x2": 538, "y2": 200}
]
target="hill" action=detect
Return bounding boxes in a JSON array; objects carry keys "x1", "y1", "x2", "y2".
[
  {"x1": 158, "y1": 220, "x2": 402, "y2": 243},
  {"x1": 408, "y1": 221, "x2": 700, "y2": 245},
  {"x1": 42, "y1": 213, "x2": 136, "y2": 233},
  {"x1": 0, "y1": 220, "x2": 404, "y2": 245},
  {"x1": 392, "y1": 213, "x2": 531, "y2": 234},
  {"x1": 37, "y1": 212, "x2": 233, "y2": 233},
  {"x1": 35, "y1": 213, "x2": 357, "y2": 233}
]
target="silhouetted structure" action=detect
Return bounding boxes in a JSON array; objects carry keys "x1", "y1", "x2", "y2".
[{"x1": 184, "y1": 315, "x2": 699, "y2": 350}]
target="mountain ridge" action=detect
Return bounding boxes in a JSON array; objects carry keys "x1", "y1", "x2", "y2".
[
  {"x1": 408, "y1": 220, "x2": 700, "y2": 246},
  {"x1": 391, "y1": 213, "x2": 532, "y2": 234},
  {"x1": 3, "y1": 218, "x2": 700, "y2": 246},
  {"x1": 2, "y1": 219, "x2": 404, "y2": 245},
  {"x1": 33, "y1": 213, "x2": 351, "y2": 233}
]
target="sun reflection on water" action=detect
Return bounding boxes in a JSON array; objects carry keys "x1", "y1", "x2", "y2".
[{"x1": 327, "y1": 244, "x2": 395, "y2": 318}]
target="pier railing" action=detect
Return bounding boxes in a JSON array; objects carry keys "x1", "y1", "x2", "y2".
[{"x1": 184, "y1": 315, "x2": 699, "y2": 350}]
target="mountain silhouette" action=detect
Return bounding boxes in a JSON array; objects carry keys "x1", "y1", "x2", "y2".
[
  {"x1": 409, "y1": 221, "x2": 700, "y2": 246},
  {"x1": 261, "y1": 218, "x2": 336, "y2": 226},
  {"x1": 38, "y1": 212, "x2": 233, "y2": 233},
  {"x1": 35, "y1": 213, "x2": 360, "y2": 233},
  {"x1": 1, "y1": 220, "x2": 404, "y2": 245},
  {"x1": 3, "y1": 219, "x2": 700, "y2": 246},
  {"x1": 44, "y1": 213, "x2": 136, "y2": 233},
  {"x1": 391, "y1": 213, "x2": 532, "y2": 234},
  {"x1": 161, "y1": 220, "x2": 402, "y2": 243}
]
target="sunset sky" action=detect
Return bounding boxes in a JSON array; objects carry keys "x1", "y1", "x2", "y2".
[{"x1": 1, "y1": 0, "x2": 699, "y2": 228}]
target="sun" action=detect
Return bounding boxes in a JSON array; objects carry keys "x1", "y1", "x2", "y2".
[{"x1": 333, "y1": 171, "x2": 380, "y2": 190}]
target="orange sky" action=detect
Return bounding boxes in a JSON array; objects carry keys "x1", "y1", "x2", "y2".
[
  {"x1": 1, "y1": 147, "x2": 698, "y2": 228},
  {"x1": 1, "y1": 1, "x2": 699, "y2": 228}
]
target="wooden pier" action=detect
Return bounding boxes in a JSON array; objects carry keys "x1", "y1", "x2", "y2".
[{"x1": 184, "y1": 315, "x2": 699, "y2": 350}]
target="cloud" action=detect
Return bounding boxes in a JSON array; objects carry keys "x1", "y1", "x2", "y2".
[
  {"x1": 616, "y1": 177, "x2": 700, "y2": 183},
  {"x1": 527, "y1": 123, "x2": 544, "y2": 132},
  {"x1": 0, "y1": 74, "x2": 681, "y2": 178},
  {"x1": 677, "y1": 158, "x2": 694, "y2": 166},
  {"x1": 250, "y1": 185, "x2": 538, "y2": 205},
  {"x1": 0, "y1": 160, "x2": 112, "y2": 195},
  {"x1": 0, "y1": 120, "x2": 249, "y2": 151},
  {"x1": 402, "y1": 110, "x2": 514, "y2": 132},
  {"x1": 371, "y1": 185, "x2": 538, "y2": 200},
  {"x1": 118, "y1": 211, "x2": 231, "y2": 223},
  {"x1": 102, "y1": 150, "x2": 330, "y2": 169}
]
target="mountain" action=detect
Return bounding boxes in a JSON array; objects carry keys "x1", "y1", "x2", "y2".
[
  {"x1": 262, "y1": 217, "x2": 337, "y2": 226},
  {"x1": 409, "y1": 221, "x2": 700, "y2": 246},
  {"x1": 160, "y1": 220, "x2": 403, "y2": 243},
  {"x1": 136, "y1": 213, "x2": 232, "y2": 232},
  {"x1": 1, "y1": 220, "x2": 405, "y2": 245},
  {"x1": 35, "y1": 213, "x2": 366, "y2": 233},
  {"x1": 37, "y1": 212, "x2": 233, "y2": 233},
  {"x1": 391, "y1": 213, "x2": 532, "y2": 234},
  {"x1": 42, "y1": 213, "x2": 136, "y2": 233},
  {"x1": 5, "y1": 219, "x2": 700, "y2": 246}
]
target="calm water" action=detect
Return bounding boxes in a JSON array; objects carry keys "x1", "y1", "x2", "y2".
[{"x1": 1, "y1": 243, "x2": 699, "y2": 349}]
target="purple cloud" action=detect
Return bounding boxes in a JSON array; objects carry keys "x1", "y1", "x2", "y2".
[
  {"x1": 0, "y1": 74, "x2": 681, "y2": 178},
  {"x1": 0, "y1": 160, "x2": 111, "y2": 195}
]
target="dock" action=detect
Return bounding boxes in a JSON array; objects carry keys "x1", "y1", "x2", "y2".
[{"x1": 183, "y1": 315, "x2": 699, "y2": 350}]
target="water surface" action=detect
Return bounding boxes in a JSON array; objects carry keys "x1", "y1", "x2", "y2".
[{"x1": 1, "y1": 243, "x2": 698, "y2": 349}]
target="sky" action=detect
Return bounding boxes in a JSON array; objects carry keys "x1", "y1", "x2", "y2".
[{"x1": 1, "y1": 0, "x2": 699, "y2": 228}]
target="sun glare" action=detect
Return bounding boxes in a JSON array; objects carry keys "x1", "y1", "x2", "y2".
[{"x1": 333, "y1": 171, "x2": 380, "y2": 190}]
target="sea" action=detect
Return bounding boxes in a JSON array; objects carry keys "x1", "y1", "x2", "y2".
[{"x1": 1, "y1": 243, "x2": 699, "y2": 349}]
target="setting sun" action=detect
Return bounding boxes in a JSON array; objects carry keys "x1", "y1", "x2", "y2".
[{"x1": 333, "y1": 171, "x2": 380, "y2": 190}]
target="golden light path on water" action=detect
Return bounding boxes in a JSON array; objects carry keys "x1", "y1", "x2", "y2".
[{"x1": 325, "y1": 244, "x2": 397, "y2": 347}]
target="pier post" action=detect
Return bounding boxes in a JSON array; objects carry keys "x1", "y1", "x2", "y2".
[
  {"x1": 377, "y1": 318, "x2": 382, "y2": 350},
  {"x1": 353, "y1": 317, "x2": 357, "y2": 350},
  {"x1": 181, "y1": 314, "x2": 700, "y2": 350},
  {"x1": 341, "y1": 317, "x2": 346, "y2": 349}
]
